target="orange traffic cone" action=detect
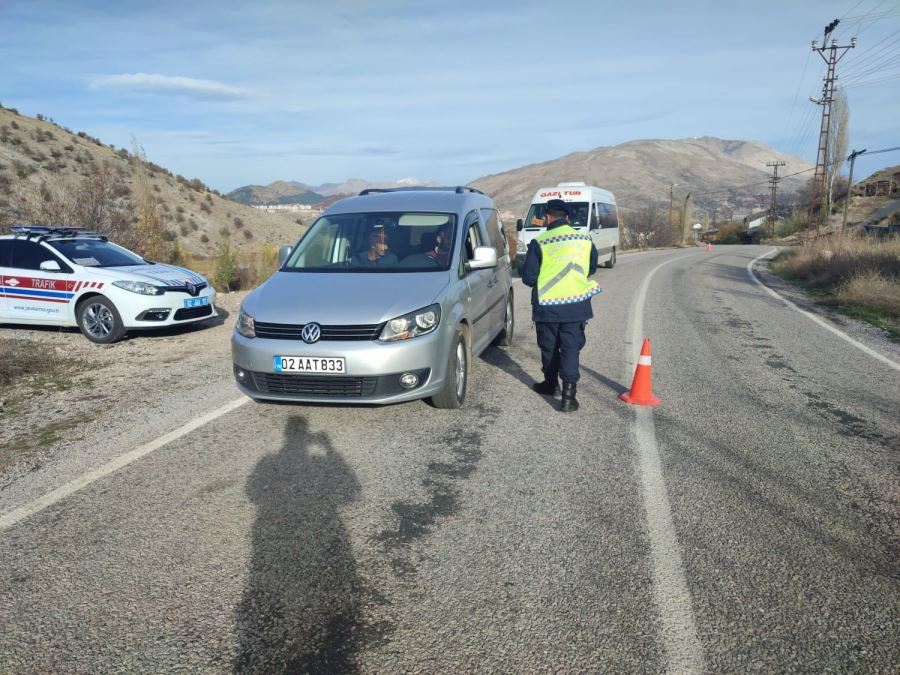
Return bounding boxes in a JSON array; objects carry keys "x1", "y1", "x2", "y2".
[
  {"x1": 705, "y1": 242, "x2": 712, "y2": 252},
  {"x1": 619, "y1": 338, "x2": 661, "y2": 406}
]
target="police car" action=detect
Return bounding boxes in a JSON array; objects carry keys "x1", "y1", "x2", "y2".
[{"x1": 0, "y1": 226, "x2": 216, "y2": 343}]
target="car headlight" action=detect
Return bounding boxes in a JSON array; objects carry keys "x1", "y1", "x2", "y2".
[
  {"x1": 516, "y1": 239, "x2": 527, "y2": 254},
  {"x1": 113, "y1": 280, "x2": 164, "y2": 295},
  {"x1": 379, "y1": 304, "x2": 441, "y2": 342},
  {"x1": 236, "y1": 307, "x2": 256, "y2": 338}
]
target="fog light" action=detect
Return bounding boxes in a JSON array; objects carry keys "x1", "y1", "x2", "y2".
[
  {"x1": 235, "y1": 367, "x2": 247, "y2": 382},
  {"x1": 399, "y1": 372, "x2": 419, "y2": 389}
]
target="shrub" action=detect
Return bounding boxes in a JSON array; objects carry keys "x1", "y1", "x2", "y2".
[
  {"x1": 189, "y1": 218, "x2": 198, "y2": 231},
  {"x1": 233, "y1": 216, "x2": 244, "y2": 229},
  {"x1": 220, "y1": 226, "x2": 230, "y2": 236},
  {"x1": 213, "y1": 239, "x2": 240, "y2": 291},
  {"x1": 200, "y1": 233, "x2": 209, "y2": 243},
  {"x1": 243, "y1": 228, "x2": 253, "y2": 240},
  {"x1": 180, "y1": 224, "x2": 189, "y2": 236},
  {"x1": 200, "y1": 201, "x2": 211, "y2": 214}
]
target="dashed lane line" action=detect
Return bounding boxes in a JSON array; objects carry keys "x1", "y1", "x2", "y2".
[
  {"x1": 0, "y1": 396, "x2": 250, "y2": 532},
  {"x1": 627, "y1": 251, "x2": 705, "y2": 673},
  {"x1": 748, "y1": 248, "x2": 900, "y2": 374}
]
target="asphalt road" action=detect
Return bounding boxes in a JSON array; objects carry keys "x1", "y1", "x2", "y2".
[{"x1": 1, "y1": 246, "x2": 898, "y2": 673}]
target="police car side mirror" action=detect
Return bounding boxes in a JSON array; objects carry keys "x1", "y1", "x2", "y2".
[
  {"x1": 278, "y1": 245, "x2": 293, "y2": 266},
  {"x1": 466, "y1": 246, "x2": 497, "y2": 271},
  {"x1": 40, "y1": 260, "x2": 62, "y2": 272},
  {"x1": 516, "y1": 218, "x2": 523, "y2": 232}
]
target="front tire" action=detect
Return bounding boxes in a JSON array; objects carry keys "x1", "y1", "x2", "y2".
[
  {"x1": 494, "y1": 291, "x2": 514, "y2": 347},
  {"x1": 431, "y1": 327, "x2": 468, "y2": 409},
  {"x1": 604, "y1": 247, "x2": 616, "y2": 269},
  {"x1": 76, "y1": 296, "x2": 126, "y2": 344}
]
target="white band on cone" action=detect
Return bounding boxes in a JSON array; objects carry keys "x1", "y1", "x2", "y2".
[{"x1": 638, "y1": 355, "x2": 652, "y2": 366}]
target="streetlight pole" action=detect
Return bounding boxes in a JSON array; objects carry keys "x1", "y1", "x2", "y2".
[{"x1": 841, "y1": 148, "x2": 866, "y2": 231}]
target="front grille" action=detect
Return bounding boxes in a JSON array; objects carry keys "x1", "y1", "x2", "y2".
[
  {"x1": 173, "y1": 305, "x2": 213, "y2": 321},
  {"x1": 254, "y1": 321, "x2": 383, "y2": 341},
  {"x1": 253, "y1": 372, "x2": 378, "y2": 397},
  {"x1": 163, "y1": 282, "x2": 208, "y2": 296}
]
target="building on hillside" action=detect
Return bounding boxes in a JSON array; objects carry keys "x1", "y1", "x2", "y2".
[{"x1": 251, "y1": 204, "x2": 314, "y2": 213}]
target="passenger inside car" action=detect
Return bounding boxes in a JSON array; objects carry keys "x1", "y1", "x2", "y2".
[{"x1": 350, "y1": 227, "x2": 399, "y2": 267}]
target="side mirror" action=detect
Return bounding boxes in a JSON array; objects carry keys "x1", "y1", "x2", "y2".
[
  {"x1": 516, "y1": 218, "x2": 523, "y2": 232},
  {"x1": 40, "y1": 260, "x2": 62, "y2": 272},
  {"x1": 278, "y1": 245, "x2": 293, "y2": 266},
  {"x1": 466, "y1": 246, "x2": 497, "y2": 271}
]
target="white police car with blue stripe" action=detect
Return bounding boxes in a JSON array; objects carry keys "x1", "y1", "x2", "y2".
[{"x1": 0, "y1": 226, "x2": 216, "y2": 343}]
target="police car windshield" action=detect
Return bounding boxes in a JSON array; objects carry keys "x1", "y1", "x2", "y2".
[
  {"x1": 284, "y1": 212, "x2": 458, "y2": 272},
  {"x1": 524, "y1": 202, "x2": 590, "y2": 228},
  {"x1": 52, "y1": 239, "x2": 147, "y2": 267}
]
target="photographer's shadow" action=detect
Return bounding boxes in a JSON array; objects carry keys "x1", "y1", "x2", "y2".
[{"x1": 235, "y1": 416, "x2": 362, "y2": 673}]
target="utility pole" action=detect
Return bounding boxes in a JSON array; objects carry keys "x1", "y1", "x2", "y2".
[
  {"x1": 808, "y1": 19, "x2": 856, "y2": 237},
  {"x1": 767, "y1": 161, "x2": 786, "y2": 239},
  {"x1": 841, "y1": 148, "x2": 866, "y2": 231},
  {"x1": 669, "y1": 183, "x2": 675, "y2": 230}
]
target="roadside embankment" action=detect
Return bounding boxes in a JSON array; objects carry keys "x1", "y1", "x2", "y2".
[{"x1": 771, "y1": 235, "x2": 900, "y2": 339}]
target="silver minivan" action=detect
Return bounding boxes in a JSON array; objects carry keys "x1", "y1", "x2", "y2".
[{"x1": 231, "y1": 187, "x2": 514, "y2": 408}]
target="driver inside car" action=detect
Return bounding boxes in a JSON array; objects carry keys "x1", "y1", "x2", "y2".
[{"x1": 350, "y1": 226, "x2": 399, "y2": 268}]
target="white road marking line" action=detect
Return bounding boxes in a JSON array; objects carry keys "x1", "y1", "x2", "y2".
[
  {"x1": 748, "y1": 248, "x2": 900, "y2": 374},
  {"x1": 628, "y1": 252, "x2": 705, "y2": 673},
  {"x1": 0, "y1": 396, "x2": 250, "y2": 532}
]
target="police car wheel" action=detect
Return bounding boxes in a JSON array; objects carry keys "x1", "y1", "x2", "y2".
[
  {"x1": 431, "y1": 327, "x2": 467, "y2": 409},
  {"x1": 604, "y1": 247, "x2": 616, "y2": 269},
  {"x1": 494, "y1": 291, "x2": 514, "y2": 347},
  {"x1": 77, "y1": 296, "x2": 126, "y2": 344}
]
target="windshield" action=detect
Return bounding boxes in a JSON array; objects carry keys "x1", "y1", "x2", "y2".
[
  {"x1": 52, "y1": 239, "x2": 147, "y2": 267},
  {"x1": 284, "y1": 211, "x2": 458, "y2": 272},
  {"x1": 523, "y1": 201, "x2": 590, "y2": 228}
]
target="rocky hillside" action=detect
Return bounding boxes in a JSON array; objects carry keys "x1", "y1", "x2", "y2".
[
  {"x1": 469, "y1": 136, "x2": 814, "y2": 219},
  {"x1": 0, "y1": 106, "x2": 302, "y2": 257}
]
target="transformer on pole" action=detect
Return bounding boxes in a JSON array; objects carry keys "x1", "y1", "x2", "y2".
[{"x1": 807, "y1": 19, "x2": 856, "y2": 237}]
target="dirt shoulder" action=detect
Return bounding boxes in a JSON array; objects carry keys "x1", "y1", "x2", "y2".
[{"x1": 0, "y1": 291, "x2": 247, "y2": 491}]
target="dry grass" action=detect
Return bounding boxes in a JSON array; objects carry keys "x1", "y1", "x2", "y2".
[
  {"x1": 774, "y1": 235, "x2": 900, "y2": 290},
  {"x1": 772, "y1": 234, "x2": 900, "y2": 337},
  {"x1": 0, "y1": 338, "x2": 47, "y2": 386},
  {"x1": 836, "y1": 271, "x2": 900, "y2": 316}
]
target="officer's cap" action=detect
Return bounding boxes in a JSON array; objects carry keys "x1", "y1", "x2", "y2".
[{"x1": 545, "y1": 199, "x2": 570, "y2": 216}]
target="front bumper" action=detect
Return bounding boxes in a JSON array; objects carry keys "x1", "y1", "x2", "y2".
[
  {"x1": 231, "y1": 325, "x2": 453, "y2": 404},
  {"x1": 119, "y1": 287, "x2": 218, "y2": 328}
]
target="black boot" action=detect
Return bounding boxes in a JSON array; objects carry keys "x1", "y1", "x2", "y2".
[
  {"x1": 532, "y1": 379, "x2": 560, "y2": 396},
  {"x1": 560, "y1": 382, "x2": 579, "y2": 412}
]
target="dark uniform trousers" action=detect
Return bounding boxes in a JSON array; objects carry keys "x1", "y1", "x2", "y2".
[{"x1": 535, "y1": 321, "x2": 586, "y2": 385}]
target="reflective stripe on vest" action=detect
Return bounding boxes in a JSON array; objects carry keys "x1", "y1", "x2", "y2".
[{"x1": 535, "y1": 225, "x2": 601, "y2": 306}]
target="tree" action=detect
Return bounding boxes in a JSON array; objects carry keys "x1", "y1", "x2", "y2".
[{"x1": 826, "y1": 87, "x2": 849, "y2": 215}]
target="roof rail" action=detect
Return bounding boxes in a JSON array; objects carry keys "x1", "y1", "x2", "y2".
[
  {"x1": 357, "y1": 186, "x2": 486, "y2": 196},
  {"x1": 8, "y1": 225, "x2": 107, "y2": 241}
]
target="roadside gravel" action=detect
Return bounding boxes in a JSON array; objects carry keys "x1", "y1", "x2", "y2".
[{"x1": 0, "y1": 291, "x2": 245, "y2": 509}]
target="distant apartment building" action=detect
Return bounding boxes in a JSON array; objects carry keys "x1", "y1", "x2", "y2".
[{"x1": 251, "y1": 204, "x2": 314, "y2": 213}]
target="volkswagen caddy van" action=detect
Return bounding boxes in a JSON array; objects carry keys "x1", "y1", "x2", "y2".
[{"x1": 231, "y1": 187, "x2": 514, "y2": 408}]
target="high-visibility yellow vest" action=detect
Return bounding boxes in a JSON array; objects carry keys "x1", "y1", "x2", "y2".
[{"x1": 535, "y1": 225, "x2": 601, "y2": 306}]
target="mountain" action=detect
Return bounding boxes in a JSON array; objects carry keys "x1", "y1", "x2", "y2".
[
  {"x1": 469, "y1": 136, "x2": 814, "y2": 219},
  {"x1": 0, "y1": 106, "x2": 302, "y2": 256},
  {"x1": 227, "y1": 177, "x2": 439, "y2": 204},
  {"x1": 226, "y1": 180, "x2": 325, "y2": 206}
]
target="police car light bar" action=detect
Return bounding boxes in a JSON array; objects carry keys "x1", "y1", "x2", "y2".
[{"x1": 10, "y1": 225, "x2": 104, "y2": 238}]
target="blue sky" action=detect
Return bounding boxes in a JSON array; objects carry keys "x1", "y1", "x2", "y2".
[{"x1": 1, "y1": 0, "x2": 898, "y2": 192}]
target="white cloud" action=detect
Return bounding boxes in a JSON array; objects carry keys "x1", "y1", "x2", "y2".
[{"x1": 89, "y1": 73, "x2": 252, "y2": 100}]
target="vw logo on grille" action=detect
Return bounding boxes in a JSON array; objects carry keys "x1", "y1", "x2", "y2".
[
  {"x1": 301, "y1": 322, "x2": 322, "y2": 344},
  {"x1": 186, "y1": 283, "x2": 197, "y2": 296}
]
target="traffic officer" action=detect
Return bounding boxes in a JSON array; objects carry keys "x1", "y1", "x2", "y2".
[{"x1": 520, "y1": 199, "x2": 600, "y2": 412}]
